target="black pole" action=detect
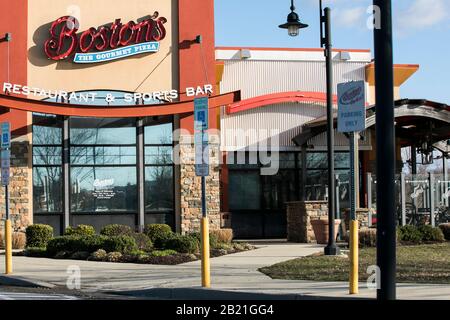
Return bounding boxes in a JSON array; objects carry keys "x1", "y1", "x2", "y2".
[
  {"x1": 373, "y1": 0, "x2": 396, "y2": 300},
  {"x1": 323, "y1": 7, "x2": 339, "y2": 256}
]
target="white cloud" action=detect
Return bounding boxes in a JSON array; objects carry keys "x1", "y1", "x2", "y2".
[
  {"x1": 332, "y1": 7, "x2": 366, "y2": 28},
  {"x1": 397, "y1": 0, "x2": 448, "y2": 34}
]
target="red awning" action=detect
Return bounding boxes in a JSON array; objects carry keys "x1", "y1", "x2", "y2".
[{"x1": 0, "y1": 91, "x2": 241, "y2": 118}]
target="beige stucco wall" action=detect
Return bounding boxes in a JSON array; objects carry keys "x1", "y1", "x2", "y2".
[{"x1": 27, "y1": 0, "x2": 178, "y2": 95}]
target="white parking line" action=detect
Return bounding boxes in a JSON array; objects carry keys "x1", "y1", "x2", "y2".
[{"x1": 0, "y1": 292, "x2": 78, "y2": 300}]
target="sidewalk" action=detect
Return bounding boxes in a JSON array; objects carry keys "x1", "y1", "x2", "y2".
[{"x1": 1, "y1": 243, "x2": 449, "y2": 300}]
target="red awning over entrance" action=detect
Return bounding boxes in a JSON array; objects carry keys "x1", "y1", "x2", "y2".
[{"x1": 0, "y1": 91, "x2": 240, "y2": 118}]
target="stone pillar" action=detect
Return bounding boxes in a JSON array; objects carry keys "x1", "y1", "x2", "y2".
[
  {"x1": 342, "y1": 208, "x2": 370, "y2": 231},
  {"x1": 286, "y1": 200, "x2": 328, "y2": 243},
  {"x1": 179, "y1": 134, "x2": 220, "y2": 234},
  {"x1": 0, "y1": 139, "x2": 32, "y2": 232}
]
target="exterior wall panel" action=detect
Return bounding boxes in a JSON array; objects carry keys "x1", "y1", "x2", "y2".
[{"x1": 219, "y1": 56, "x2": 368, "y2": 150}]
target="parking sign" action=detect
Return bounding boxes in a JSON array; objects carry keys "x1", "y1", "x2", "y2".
[
  {"x1": 337, "y1": 81, "x2": 366, "y2": 133},
  {"x1": 1, "y1": 122, "x2": 10, "y2": 149}
]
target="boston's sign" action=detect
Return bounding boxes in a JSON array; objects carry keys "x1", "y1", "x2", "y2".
[{"x1": 44, "y1": 12, "x2": 167, "y2": 63}]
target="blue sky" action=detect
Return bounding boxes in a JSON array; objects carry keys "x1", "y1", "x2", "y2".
[{"x1": 215, "y1": 0, "x2": 450, "y2": 104}]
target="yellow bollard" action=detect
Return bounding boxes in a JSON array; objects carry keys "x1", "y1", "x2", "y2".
[
  {"x1": 349, "y1": 220, "x2": 358, "y2": 294},
  {"x1": 5, "y1": 219, "x2": 12, "y2": 274},
  {"x1": 201, "y1": 217, "x2": 211, "y2": 288}
]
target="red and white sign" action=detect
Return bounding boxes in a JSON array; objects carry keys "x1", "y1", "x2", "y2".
[{"x1": 44, "y1": 12, "x2": 167, "y2": 63}]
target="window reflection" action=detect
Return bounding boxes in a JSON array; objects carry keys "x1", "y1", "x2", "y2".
[
  {"x1": 145, "y1": 166, "x2": 173, "y2": 212},
  {"x1": 33, "y1": 167, "x2": 62, "y2": 213},
  {"x1": 71, "y1": 167, "x2": 137, "y2": 212}
]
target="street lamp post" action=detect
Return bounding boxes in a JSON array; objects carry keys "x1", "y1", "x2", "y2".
[
  {"x1": 279, "y1": 0, "x2": 339, "y2": 255},
  {"x1": 373, "y1": 0, "x2": 396, "y2": 300}
]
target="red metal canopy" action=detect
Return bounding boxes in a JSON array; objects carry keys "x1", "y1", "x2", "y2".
[{"x1": 0, "y1": 91, "x2": 241, "y2": 118}]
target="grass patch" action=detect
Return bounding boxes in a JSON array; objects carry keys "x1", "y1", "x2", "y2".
[{"x1": 259, "y1": 243, "x2": 450, "y2": 284}]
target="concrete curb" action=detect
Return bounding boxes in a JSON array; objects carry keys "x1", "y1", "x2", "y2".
[
  {"x1": 0, "y1": 275, "x2": 56, "y2": 289},
  {"x1": 109, "y1": 287, "x2": 370, "y2": 300}
]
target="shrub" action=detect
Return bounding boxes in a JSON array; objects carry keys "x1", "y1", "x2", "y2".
[
  {"x1": 418, "y1": 225, "x2": 445, "y2": 242},
  {"x1": 163, "y1": 235, "x2": 199, "y2": 254},
  {"x1": 26, "y1": 224, "x2": 53, "y2": 248},
  {"x1": 139, "y1": 253, "x2": 197, "y2": 265},
  {"x1": 359, "y1": 228, "x2": 377, "y2": 247},
  {"x1": 438, "y1": 223, "x2": 450, "y2": 241},
  {"x1": 103, "y1": 235, "x2": 137, "y2": 253},
  {"x1": 122, "y1": 249, "x2": 147, "y2": 263},
  {"x1": 65, "y1": 225, "x2": 96, "y2": 237},
  {"x1": 211, "y1": 228, "x2": 233, "y2": 243},
  {"x1": 189, "y1": 232, "x2": 220, "y2": 249},
  {"x1": 55, "y1": 251, "x2": 71, "y2": 259},
  {"x1": 100, "y1": 224, "x2": 133, "y2": 237},
  {"x1": 144, "y1": 224, "x2": 173, "y2": 247},
  {"x1": 89, "y1": 249, "x2": 107, "y2": 261},
  {"x1": 70, "y1": 251, "x2": 90, "y2": 260},
  {"x1": 23, "y1": 247, "x2": 47, "y2": 257},
  {"x1": 12, "y1": 232, "x2": 26, "y2": 249},
  {"x1": 398, "y1": 225, "x2": 422, "y2": 244},
  {"x1": 150, "y1": 249, "x2": 177, "y2": 257},
  {"x1": 46, "y1": 235, "x2": 108, "y2": 257},
  {"x1": 106, "y1": 252, "x2": 122, "y2": 262},
  {"x1": 131, "y1": 232, "x2": 153, "y2": 252}
]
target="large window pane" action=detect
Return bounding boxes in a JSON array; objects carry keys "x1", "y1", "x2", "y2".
[
  {"x1": 307, "y1": 153, "x2": 328, "y2": 169},
  {"x1": 70, "y1": 117, "x2": 136, "y2": 145},
  {"x1": 32, "y1": 114, "x2": 62, "y2": 145},
  {"x1": 71, "y1": 167, "x2": 137, "y2": 212},
  {"x1": 262, "y1": 170, "x2": 297, "y2": 209},
  {"x1": 144, "y1": 123, "x2": 173, "y2": 145},
  {"x1": 71, "y1": 146, "x2": 136, "y2": 165},
  {"x1": 229, "y1": 171, "x2": 261, "y2": 210},
  {"x1": 145, "y1": 166, "x2": 173, "y2": 212},
  {"x1": 145, "y1": 146, "x2": 173, "y2": 165},
  {"x1": 33, "y1": 167, "x2": 62, "y2": 213},
  {"x1": 335, "y1": 153, "x2": 350, "y2": 168},
  {"x1": 305, "y1": 170, "x2": 328, "y2": 200},
  {"x1": 33, "y1": 146, "x2": 62, "y2": 165}
]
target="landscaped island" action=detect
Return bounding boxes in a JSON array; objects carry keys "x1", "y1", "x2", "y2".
[
  {"x1": 20, "y1": 224, "x2": 254, "y2": 265},
  {"x1": 260, "y1": 224, "x2": 450, "y2": 284}
]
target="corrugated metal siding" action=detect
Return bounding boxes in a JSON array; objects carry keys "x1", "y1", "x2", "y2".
[
  {"x1": 220, "y1": 59, "x2": 368, "y2": 150},
  {"x1": 221, "y1": 101, "x2": 327, "y2": 151},
  {"x1": 220, "y1": 60, "x2": 367, "y2": 100}
]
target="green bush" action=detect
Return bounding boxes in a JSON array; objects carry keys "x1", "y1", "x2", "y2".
[
  {"x1": 64, "y1": 225, "x2": 96, "y2": 237},
  {"x1": 131, "y1": 232, "x2": 153, "y2": 252},
  {"x1": 70, "y1": 251, "x2": 90, "y2": 260},
  {"x1": 163, "y1": 235, "x2": 199, "y2": 254},
  {"x1": 23, "y1": 247, "x2": 48, "y2": 257},
  {"x1": 438, "y1": 223, "x2": 450, "y2": 241},
  {"x1": 46, "y1": 235, "x2": 107, "y2": 257},
  {"x1": 418, "y1": 225, "x2": 445, "y2": 242},
  {"x1": 89, "y1": 249, "x2": 107, "y2": 261},
  {"x1": 26, "y1": 224, "x2": 53, "y2": 248},
  {"x1": 100, "y1": 224, "x2": 133, "y2": 237},
  {"x1": 144, "y1": 224, "x2": 173, "y2": 247},
  {"x1": 189, "y1": 232, "x2": 220, "y2": 249},
  {"x1": 103, "y1": 235, "x2": 137, "y2": 253},
  {"x1": 150, "y1": 249, "x2": 177, "y2": 257},
  {"x1": 106, "y1": 252, "x2": 123, "y2": 262},
  {"x1": 397, "y1": 225, "x2": 422, "y2": 244}
]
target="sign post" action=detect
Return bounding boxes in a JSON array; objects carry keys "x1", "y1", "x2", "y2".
[
  {"x1": 338, "y1": 81, "x2": 366, "y2": 295},
  {"x1": 1, "y1": 122, "x2": 12, "y2": 274},
  {"x1": 194, "y1": 97, "x2": 210, "y2": 288}
]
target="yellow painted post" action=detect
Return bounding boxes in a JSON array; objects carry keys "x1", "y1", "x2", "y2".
[
  {"x1": 5, "y1": 219, "x2": 12, "y2": 274},
  {"x1": 349, "y1": 220, "x2": 358, "y2": 294},
  {"x1": 201, "y1": 217, "x2": 211, "y2": 288}
]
